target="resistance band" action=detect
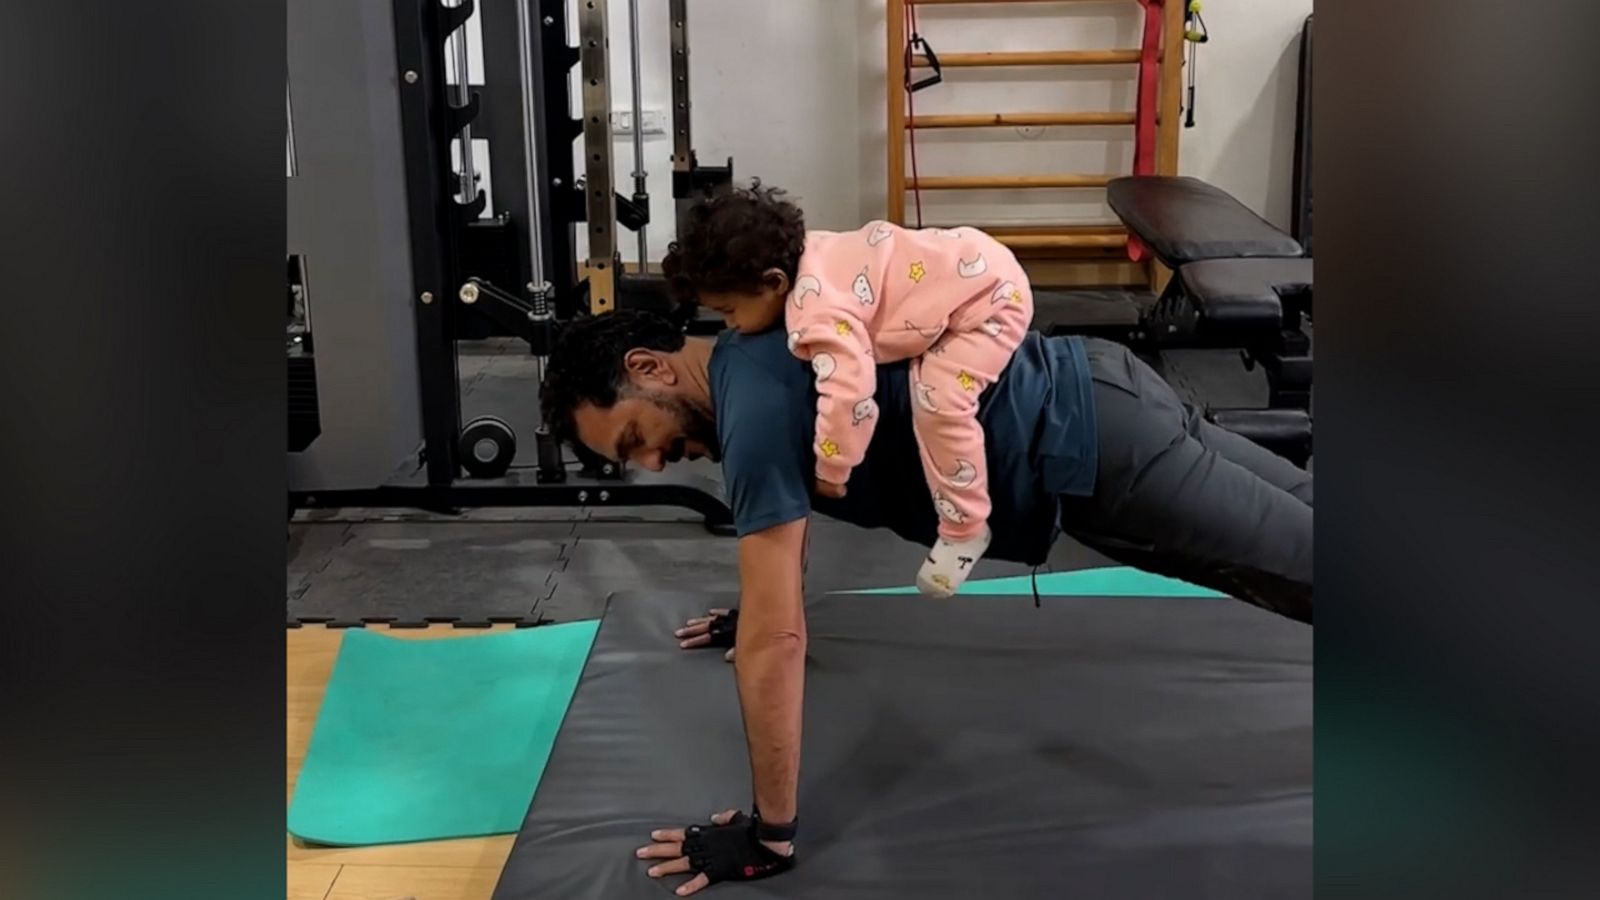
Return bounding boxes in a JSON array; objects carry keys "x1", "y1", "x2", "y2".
[
  {"x1": 903, "y1": 2, "x2": 934, "y2": 227},
  {"x1": 1184, "y1": 1, "x2": 1209, "y2": 128},
  {"x1": 1133, "y1": 0, "x2": 1163, "y2": 177},
  {"x1": 1126, "y1": 0, "x2": 1165, "y2": 262}
]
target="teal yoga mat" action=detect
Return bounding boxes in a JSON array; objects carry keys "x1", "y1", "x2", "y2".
[
  {"x1": 288, "y1": 621, "x2": 600, "y2": 846},
  {"x1": 841, "y1": 565, "x2": 1226, "y2": 598}
]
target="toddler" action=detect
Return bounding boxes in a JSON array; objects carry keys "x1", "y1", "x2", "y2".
[{"x1": 664, "y1": 184, "x2": 1034, "y2": 597}]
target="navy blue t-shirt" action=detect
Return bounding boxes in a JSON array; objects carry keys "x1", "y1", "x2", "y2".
[{"x1": 707, "y1": 328, "x2": 1098, "y2": 567}]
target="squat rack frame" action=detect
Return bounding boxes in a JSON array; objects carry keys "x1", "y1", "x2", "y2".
[{"x1": 290, "y1": 0, "x2": 733, "y2": 530}]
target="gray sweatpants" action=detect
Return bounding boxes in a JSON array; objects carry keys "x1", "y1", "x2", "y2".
[{"x1": 1059, "y1": 339, "x2": 1313, "y2": 623}]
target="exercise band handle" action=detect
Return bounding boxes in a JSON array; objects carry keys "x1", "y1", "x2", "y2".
[{"x1": 905, "y1": 35, "x2": 942, "y2": 93}]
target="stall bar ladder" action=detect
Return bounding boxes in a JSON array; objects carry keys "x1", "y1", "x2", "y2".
[{"x1": 888, "y1": 0, "x2": 1185, "y2": 288}]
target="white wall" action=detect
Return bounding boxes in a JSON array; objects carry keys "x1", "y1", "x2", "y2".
[
  {"x1": 686, "y1": 1, "x2": 865, "y2": 232},
  {"x1": 576, "y1": 0, "x2": 868, "y2": 262},
  {"x1": 457, "y1": 0, "x2": 1310, "y2": 263},
  {"x1": 1175, "y1": 0, "x2": 1314, "y2": 229}
]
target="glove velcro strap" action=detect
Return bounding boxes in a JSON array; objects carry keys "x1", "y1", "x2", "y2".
[
  {"x1": 707, "y1": 610, "x2": 739, "y2": 648},
  {"x1": 681, "y1": 814, "x2": 795, "y2": 883},
  {"x1": 752, "y1": 809, "x2": 798, "y2": 843}
]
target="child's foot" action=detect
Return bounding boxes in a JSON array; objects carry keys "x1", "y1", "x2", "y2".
[{"x1": 916, "y1": 527, "x2": 991, "y2": 598}]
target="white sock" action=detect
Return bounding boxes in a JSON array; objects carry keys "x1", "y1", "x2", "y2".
[{"x1": 915, "y1": 527, "x2": 991, "y2": 598}]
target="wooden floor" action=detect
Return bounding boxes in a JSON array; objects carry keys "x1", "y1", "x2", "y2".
[{"x1": 287, "y1": 626, "x2": 517, "y2": 900}]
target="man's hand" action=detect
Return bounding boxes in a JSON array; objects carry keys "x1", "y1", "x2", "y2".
[
  {"x1": 675, "y1": 609, "x2": 736, "y2": 662},
  {"x1": 636, "y1": 809, "x2": 795, "y2": 896},
  {"x1": 814, "y1": 478, "x2": 847, "y2": 499}
]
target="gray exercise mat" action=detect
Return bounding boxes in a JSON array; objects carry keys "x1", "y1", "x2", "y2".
[{"x1": 494, "y1": 591, "x2": 1312, "y2": 899}]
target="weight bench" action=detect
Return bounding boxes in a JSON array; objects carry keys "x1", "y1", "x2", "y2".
[{"x1": 1107, "y1": 176, "x2": 1314, "y2": 466}]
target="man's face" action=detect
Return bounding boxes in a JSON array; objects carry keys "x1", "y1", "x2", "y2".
[{"x1": 569, "y1": 350, "x2": 719, "y2": 472}]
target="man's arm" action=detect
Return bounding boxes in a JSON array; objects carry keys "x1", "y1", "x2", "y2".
[{"x1": 732, "y1": 518, "x2": 808, "y2": 828}]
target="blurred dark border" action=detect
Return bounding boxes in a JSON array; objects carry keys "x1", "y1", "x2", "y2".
[
  {"x1": 0, "y1": 2, "x2": 285, "y2": 898},
  {"x1": 3, "y1": 0, "x2": 1600, "y2": 897},
  {"x1": 1318, "y1": 1, "x2": 1600, "y2": 896}
]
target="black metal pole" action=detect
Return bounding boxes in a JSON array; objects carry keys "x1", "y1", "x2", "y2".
[
  {"x1": 393, "y1": 0, "x2": 481, "y2": 485},
  {"x1": 626, "y1": 0, "x2": 649, "y2": 268},
  {"x1": 534, "y1": 0, "x2": 582, "y2": 319},
  {"x1": 477, "y1": 0, "x2": 537, "y2": 295},
  {"x1": 669, "y1": 0, "x2": 692, "y2": 230},
  {"x1": 448, "y1": 1, "x2": 477, "y2": 203}
]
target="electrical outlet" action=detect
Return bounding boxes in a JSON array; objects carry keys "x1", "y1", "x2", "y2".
[{"x1": 610, "y1": 109, "x2": 666, "y2": 135}]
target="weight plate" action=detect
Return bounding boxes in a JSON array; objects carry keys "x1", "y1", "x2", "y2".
[{"x1": 458, "y1": 415, "x2": 516, "y2": 479}]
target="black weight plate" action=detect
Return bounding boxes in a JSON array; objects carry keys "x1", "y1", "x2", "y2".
[{"x1": 459, "y1": 415, "x2": 517, "y2": 479}]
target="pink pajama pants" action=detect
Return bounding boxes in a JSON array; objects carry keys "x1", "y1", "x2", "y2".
[{"x1": 908, "y1": 272, "x2": 1034, "y2": 541}]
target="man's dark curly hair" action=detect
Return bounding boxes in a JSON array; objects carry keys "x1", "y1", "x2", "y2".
[
  {"x1": 661, "y1": 180, "x2": 807, "y2": 306},
  {"x1": 538, "y1": 309, "x2": 686, "y2": 447}
]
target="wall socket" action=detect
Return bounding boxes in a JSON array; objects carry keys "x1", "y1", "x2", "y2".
[{"x1": 610, "y1": 109, "x2": 667, "y2": 135}]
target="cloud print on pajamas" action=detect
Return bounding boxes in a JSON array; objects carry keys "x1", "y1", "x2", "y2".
[
  {"x1": 791, "y1": 274, "x2": 821, "y2": 309},
  {"x1": 867, "y1": 222, "x2": 892, "y2": 246},
  {"x1": 852, "y1": 398, "x2": 877, "y2": 426},
  {"x1": 933, "y1": 490, "x2": 966, "y2": 523},
  {"x1": 957, "y1": 255, "x2": 988, "y2": 278},
  {"x1": 852, "y1": 268, "x2": 875, "y2": 305},
  {"x1": 948, "y1": 458, "x2": 978, "y2": 488},
  {"x1": 811, "y1": 352, "x2": 837, "y2": 382}
]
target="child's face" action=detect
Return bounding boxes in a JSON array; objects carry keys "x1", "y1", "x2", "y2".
[{"x1": 698, "y1": 269, "x2": 790, "y2": 334}]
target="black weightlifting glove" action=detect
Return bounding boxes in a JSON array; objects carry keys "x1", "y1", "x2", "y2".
[
  {"x1": 706, "y1": 609, "x2": 738, "y2": 648},
  {"x1": 681, "y1": 811, "x2": 795, "y2": 884}
]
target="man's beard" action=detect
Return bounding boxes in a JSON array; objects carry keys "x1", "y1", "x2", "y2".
[{"x1": 646, "y1": 393, "x2": 720, "y2": 464}]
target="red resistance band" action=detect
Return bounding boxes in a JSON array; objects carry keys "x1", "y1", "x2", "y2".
[
  {"x1": 1128, "y1": 0, "x2": 1165, "y2": 262},
  {"x1": 1134, "y1": 0, "x2": 1163, "y2": 177}
]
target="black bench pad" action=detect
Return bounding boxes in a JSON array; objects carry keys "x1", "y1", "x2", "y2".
[
  {"x1": 1210, "y1": 408, "x2": 1312, "y2": 445},
  {"x1": 1180, "y1": 257, "x2": 1314, "y2": 329},
  {"x1": 1209, "y1": 409, "x2": 1313, "y2": 466},
  {"x1": 1108, "y1": 176, "x2": 1304, "y2": 266}
]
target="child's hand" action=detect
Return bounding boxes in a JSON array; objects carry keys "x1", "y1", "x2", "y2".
[{"x1": 814, "y1": 479, "x2": 847, "y2": 499}]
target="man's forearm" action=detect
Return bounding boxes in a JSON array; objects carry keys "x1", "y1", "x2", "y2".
[{"x1": 734, "y1": 620, "x2": 804, "y2": 823}]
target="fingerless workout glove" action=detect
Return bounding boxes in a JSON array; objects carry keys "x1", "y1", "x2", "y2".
[
  {"x1": 681, "y1": 812, "x2": 795, "y2": 883},
  {"x1": 706, "y1": 609, "x2": 738, "y2": 648}
]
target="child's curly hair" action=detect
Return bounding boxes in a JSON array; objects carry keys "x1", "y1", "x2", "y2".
[{"x1": 661, "y1": 180, "x2": 806, "y2": 306}]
